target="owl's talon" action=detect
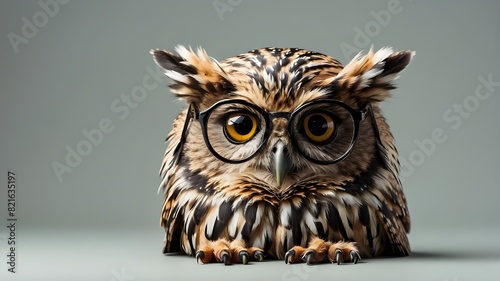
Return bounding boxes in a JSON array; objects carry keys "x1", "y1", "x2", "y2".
[
  {"x1": 238, "y1": 251, "x2": 249, "y2": 265},
  {"x1": 284, "y1": 250, "x2": 295, "y2": 264},
  {"x1": 302, "y1": 251, "x2": 316, "y2": 265},
  {"x1": 196, "y1": 240, "x2": 264, "y2": 264},
  {"x1": 195, "y1": 251, "x2": 205, "y2": 264},
  {"x1": 220, "y1": 251, "x2": 230, "y2": 265},
  {"x1": 335, "y1": 249, "x2": 343, "y2": 265},
  {"x1": 253, "y1": 250, "x2": 265, "y2": 262},
  {"x1": 350, "y1": 251, "x2": 361, "y2": 264}
]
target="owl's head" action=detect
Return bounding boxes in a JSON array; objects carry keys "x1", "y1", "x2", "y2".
[{"x1": 152, "y1": 46, "x2": 413, "y2": 188}]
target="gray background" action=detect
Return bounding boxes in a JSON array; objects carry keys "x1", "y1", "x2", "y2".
[{"x1": 1, "y1": 1, "x2": 499, "y2": 280}]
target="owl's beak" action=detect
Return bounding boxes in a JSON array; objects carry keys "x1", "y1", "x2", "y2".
[{"x1": 272, "y1": 141, "x2": 290, "y2": 187}]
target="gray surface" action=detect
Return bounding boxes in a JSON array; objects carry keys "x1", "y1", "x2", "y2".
[
  {"x1": 2, "y1": 227, "x2": 500, "y2": 281},
  {"x1": 1, "y1": 1, "x2": 499, "y2": 280}
]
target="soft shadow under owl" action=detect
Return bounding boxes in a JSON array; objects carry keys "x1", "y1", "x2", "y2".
[{"x1": 151, "y1": 46, "x2": 414, "y2": 265}]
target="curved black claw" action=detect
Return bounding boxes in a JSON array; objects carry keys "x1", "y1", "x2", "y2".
[
  {"x1": 284, "y1": 250, "x2": 295, "y2": 264},
  {"x1": 302, "y1": 251, "x2": 315, "y2": 265},
  {"x1": 253, "y1": 250, "x2": 265, "y2": 262},
  {"x1": 195, "y1": 251, "x2": 204, "y2": 264},
  {"x1": 220, "y1": 252, "x2": 230, "y2": 265},
  {"x1": 350, "y1": 251, "x2": 361, "y2": 264},
  {"x1": 335, "y1": 249, "x2": 343, "y2": 265},
  {"x1": 238, "y1": 251, "x2": 249, "y2": 265}
]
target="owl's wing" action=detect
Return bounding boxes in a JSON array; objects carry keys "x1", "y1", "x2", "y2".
[
  {"x1": 161, "y1": 189, "x2": 183, "y2": 253},
  {"x1": 159, "y1": 110, "x2": 191, "y2": 253},
  {"x1": 372, "y1": 107, "x2": 411, "y2": 255}
]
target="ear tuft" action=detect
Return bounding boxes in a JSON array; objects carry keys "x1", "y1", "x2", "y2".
[
  {"x1": 330, "y1": 47, "x2": 414, "y2": 106},
  {"x1": 150, "y1": 48, "x2": 197, "y2": 76},
  {"x1": 151, "y1": 45, "x2": 234, "y2": 105},
  {"x1": 379, "y1": 50, "x2": 415, "y2": 79}
]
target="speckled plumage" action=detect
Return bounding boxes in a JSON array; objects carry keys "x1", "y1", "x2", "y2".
[{"x1": 152, "y1": 46, "x2": 413, "y2": 264}]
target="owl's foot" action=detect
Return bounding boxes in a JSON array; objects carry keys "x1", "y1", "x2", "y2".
[
  {"x1": 195, "y1": 239, "x2": 265, "y2": 265},
  {"x1": 284, "y1": 237, "x2": 360, "y2": 265}
]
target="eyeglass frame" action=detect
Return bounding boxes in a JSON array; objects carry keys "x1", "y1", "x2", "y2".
[{"x1": 173, "y1": 98, "x2": 367, "y2": 166}]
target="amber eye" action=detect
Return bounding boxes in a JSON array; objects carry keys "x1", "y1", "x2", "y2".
[
  {"x1": 303, "y1": 112, "x2": 335, "y2": 143},
  {"x1": 224, "y1": 112, "x2": 258, "y2": 143}
]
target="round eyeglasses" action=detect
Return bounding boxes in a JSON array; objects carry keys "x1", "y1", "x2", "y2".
[{"x1": 180, "y1": 99, "x2": 368, "y2": 165}]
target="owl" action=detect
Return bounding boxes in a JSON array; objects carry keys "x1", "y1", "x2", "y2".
[{"x1": 151, "y1": 46, "x2": 413, "y2": 265}]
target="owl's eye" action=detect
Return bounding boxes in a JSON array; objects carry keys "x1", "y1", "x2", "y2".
[
  {"x1": 302, "y1": 112, "x2": 335, "y2": 143},
  {"x1": 224, "y1": 112, "x2": 258, "y2": 143}
]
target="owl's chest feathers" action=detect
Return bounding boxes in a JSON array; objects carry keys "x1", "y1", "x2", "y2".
[
  {"x1": 169, "y1": 165, "x2": 390, "y2": 258},
  {"x1": 176, "y1": 186, "x2": 383, "y2": 258}
]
